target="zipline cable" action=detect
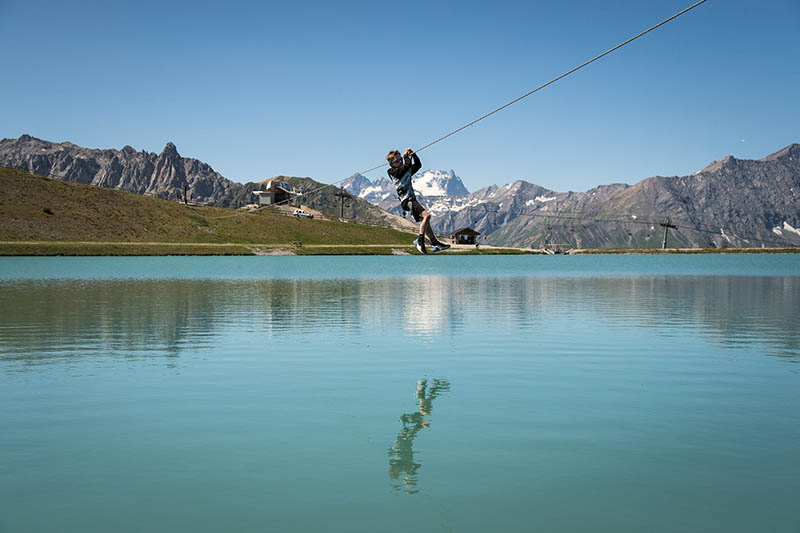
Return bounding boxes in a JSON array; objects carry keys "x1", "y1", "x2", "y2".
[
  {"x1": 210, "y1": 0, "x2": 710, "y2": 219},
  {"x1": 413, "y1": 0, "x2": 708, "y2": 154}
]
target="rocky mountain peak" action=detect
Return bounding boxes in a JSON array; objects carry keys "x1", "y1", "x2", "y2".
[
  {"x1": 342, "y1": 172, "x2": 373, "y2": 197},
  {"x1": 161, "y1": 142, "x2": 179, "y2": 158},
  {"x1": 343, "y1": 168, "x2": 470, "y2": 204},
  {"x1": 761, "y1": 143, "x2": 800, "y2": 162},
  {"x1": 0, "y1": 135, "x2": 244, "y2": 205},
  {"x1": 12, "y1": 134, "x2": 47, "y2": 149},
  {"x1": 413, "y1": 169, "x2": 469, "y2": 197},
  {"x1": 698, "y1": 155, "x2": 737, "y2": 174}
]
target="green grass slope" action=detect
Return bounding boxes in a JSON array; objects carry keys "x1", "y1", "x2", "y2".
[{"x1": 0, "y1": 167, "x2": 413, "y2": 245}]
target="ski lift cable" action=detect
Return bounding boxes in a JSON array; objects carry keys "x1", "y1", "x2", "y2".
[
  {"x1": 514, "y1": 210, "x2": 796, "y2": 247},
  {"x1": 209, "y1": 0, "x2": 709, "y2": 219},
  {"x1": 516, "y1": 210, "x2": 792, "y2": 246}
]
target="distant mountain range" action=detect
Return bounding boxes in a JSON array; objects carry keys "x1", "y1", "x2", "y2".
[
  {"x1": 0, "y1": 134, "x2": 412, "y2": 230},
  {"x1": 343, "y1": 169, "x2": 469, "y2": 204},
  {"x1": 2, "y1": 134, "x2": 798, "y2": 248},
  {"x1": 345, "y1": 145, "x2": 800, "y2": 249}
]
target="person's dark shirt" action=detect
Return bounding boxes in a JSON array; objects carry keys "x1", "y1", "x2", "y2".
[{"x1": 387, "y1": 152, "x2": 421, "y2": 204}]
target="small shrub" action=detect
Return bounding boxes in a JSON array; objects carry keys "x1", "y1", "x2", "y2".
[{"x1": 43, "y1": 207, "x2": 54, "y2": 215}]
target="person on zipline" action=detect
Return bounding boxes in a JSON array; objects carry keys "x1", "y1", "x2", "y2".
[{"x1": 386, "y1": 148, "x2": 450, "y2": 254}]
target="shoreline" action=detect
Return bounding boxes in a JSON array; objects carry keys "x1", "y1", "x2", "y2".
[{"x1": 0, "y1": 242, "x2": 798, "y2": 256}]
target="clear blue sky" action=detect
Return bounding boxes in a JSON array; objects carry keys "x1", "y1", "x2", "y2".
[{"x1": 1, "y1": 0, "x2": 797, "y2": 192}]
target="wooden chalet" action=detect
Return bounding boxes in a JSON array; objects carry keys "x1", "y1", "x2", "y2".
[{"x1": 449, "y1": 227, "x2": 481, "y2": 245}]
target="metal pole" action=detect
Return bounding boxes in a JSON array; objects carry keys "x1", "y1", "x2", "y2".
[
  {"x1": 334, "y1": 186, "x2": 350, "y2": 219},
  {"x1": 660, "y1": 219, "x2": 677, "y2": 249}
]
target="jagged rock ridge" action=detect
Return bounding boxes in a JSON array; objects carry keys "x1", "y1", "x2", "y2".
[
  {"x1": 0, "y1": 134, "x2": 240, "y2": 205},
  {"x1": 490, "y1": 144, "x2": 800, "y2": 249}
]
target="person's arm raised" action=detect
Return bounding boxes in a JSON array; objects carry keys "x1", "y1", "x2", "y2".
[{"x1": 404, "y1": 149, "x2": 421, "y2": 175}]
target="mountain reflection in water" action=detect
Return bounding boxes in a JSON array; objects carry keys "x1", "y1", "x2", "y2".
[
  {"x1": 388, "y1": 379, "x2": 450, "y2": 494},
  {"x1": 0, "y1": 275, "x2": 798, "y2": 370}
]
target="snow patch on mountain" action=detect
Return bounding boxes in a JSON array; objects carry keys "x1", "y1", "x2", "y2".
[
  {"x1": 431, "y1": 197, "x2": 482, "y2": 214},
  {"x1": 525, "y1": 195, "x2": 556, "y2": 206},
  {"x1": 412, "y1": 169, "x2": 469, "y2": 197},
  {"x1": 773, "y1": 222, "x2": 800, "y2": 237},
  {"x1": 783, "y1": 222, "x2": 800, "y2": 236},
  {"x1": 359, "y1": 185, "x2": 385, "y2": 198}
]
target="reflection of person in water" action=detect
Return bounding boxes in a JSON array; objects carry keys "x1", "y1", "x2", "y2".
[{"x1": 388, "y1": 378, "x2": 450, "y2": 493}]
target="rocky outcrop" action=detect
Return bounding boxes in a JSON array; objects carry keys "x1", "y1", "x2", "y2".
[
  {"x1": 489, "y1": 144, "x2": 800, "y2": 249},
  {"x1": 0, "y1": 134, "x2": 241, "y2": 206}
]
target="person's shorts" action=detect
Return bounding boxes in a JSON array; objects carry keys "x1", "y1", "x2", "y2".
[{"x1": 402, "y1": 198, "x2": 426, "y2": 223}]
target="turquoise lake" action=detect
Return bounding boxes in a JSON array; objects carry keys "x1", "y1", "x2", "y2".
[{"x1": 1, "y1": 255, "x2": 798, "y2": 532}]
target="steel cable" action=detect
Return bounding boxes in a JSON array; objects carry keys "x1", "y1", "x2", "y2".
[{"x1": 208, "y1": 0, "x2": 709, "y2": 219}]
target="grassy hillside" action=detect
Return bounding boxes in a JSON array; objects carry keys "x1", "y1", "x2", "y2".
[{"x1": 0, "y1": 167, "x2": 414, "y2": 246}]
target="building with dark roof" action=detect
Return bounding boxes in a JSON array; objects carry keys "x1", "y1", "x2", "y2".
[
  {"x1": 252, "y1": 180, "x2": 296, "y2": 206},
  {"x1": 449, "y1": 227, "x2": 481, "y2": 245}
]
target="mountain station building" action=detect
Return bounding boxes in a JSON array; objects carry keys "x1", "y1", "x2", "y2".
[
  {"x1": 449, "y1": 227, "x2": 481, "y2": 245},
  {"x1": 253, "y1": 180, "x2": 297, "y2": 206}
]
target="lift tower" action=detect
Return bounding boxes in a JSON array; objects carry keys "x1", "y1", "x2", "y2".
[
  {"x1": 334, "y1": 186, "x2": 352, "y2": 219},
  {"x1": 660, "y1": 218, "x2": 677, "y2": 249}
]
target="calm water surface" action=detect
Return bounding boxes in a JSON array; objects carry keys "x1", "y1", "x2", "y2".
[{"x1": 1, "y1": 256, "x2": 799, "y2": 532}]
